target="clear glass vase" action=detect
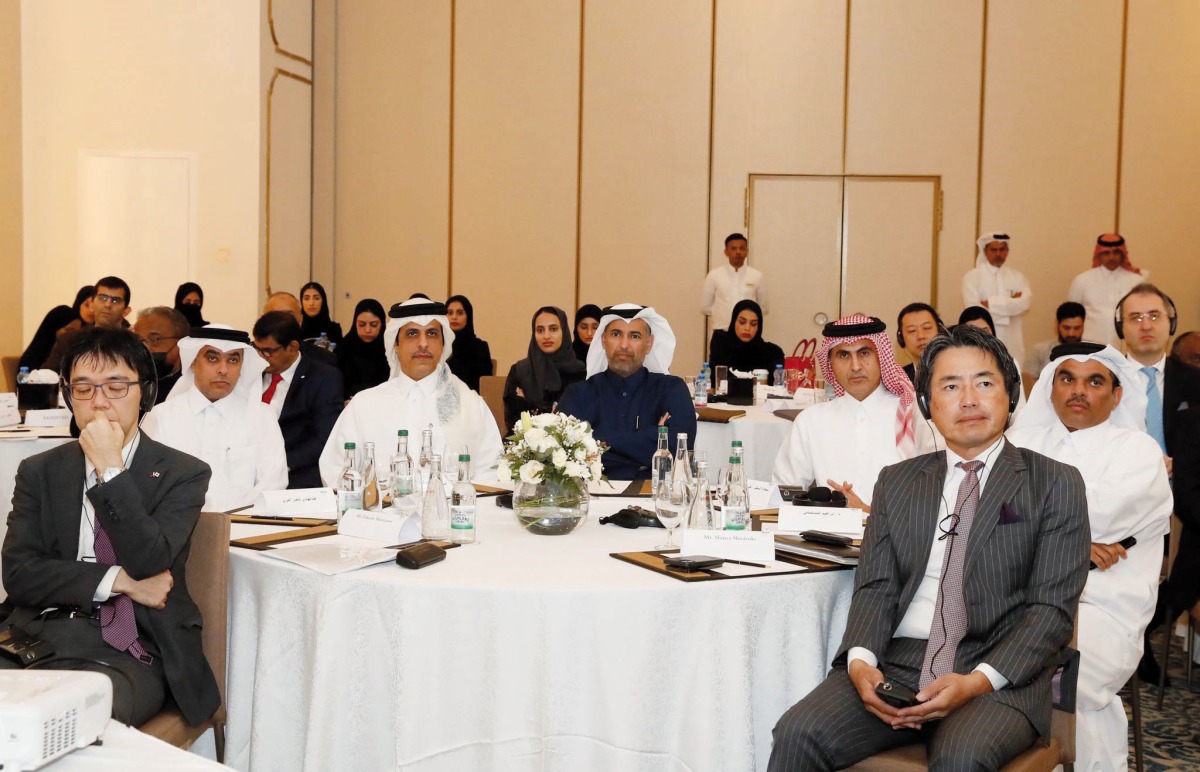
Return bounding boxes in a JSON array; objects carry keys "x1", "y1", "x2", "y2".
[{"x1": 513, "y1": 476, "x2": 590, "y2": 535}]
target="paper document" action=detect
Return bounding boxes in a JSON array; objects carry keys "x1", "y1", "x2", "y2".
[{"x1": 259, "y1": 535, "x2": 397, "y2": 575}]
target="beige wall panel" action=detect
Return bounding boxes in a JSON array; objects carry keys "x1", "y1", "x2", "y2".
[
  {"x1": 0, "y1": 1, "x2": 21, "y2": 366},
  {"x1": 311, "y1": 0, "x2": 336, "y2": 294},
  {"x1": 978, "y1": 0, "x2": 1123, "y2": 347},
  {"x1": 579, "y1": 0, "x2": 712, "y2": 372},
  {"x1": 452, "y1": 0, "x2": 580, "y2": 374},
  {"x1": 845, "y1": 0, "x2": 981, "y2": 320},
  {"x1": 709, "y1": 0, "x2": 846, "y2": 271},
  {"x1": 1119, "y1": 3, "x2": 1200, "y2": 335},
  {"x1": 267, "y1": 74, "x2": 313, "y2": 298},
  {"x1": 21, "y1": 0, "x2": 262, "y2": 335},
  {"x1": 270, "y1": 0, "x2": 313, "y2": 63},
  {"x1": 334, "y1": 1, "x2": 450, "y2": 329}
]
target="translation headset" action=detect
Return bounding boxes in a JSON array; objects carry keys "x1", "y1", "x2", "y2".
[
  {"x1": 897, "y1": 306, "x2": 946, "y2": 350},
  {"x1": 1113, "y1": 287, "x2": 1177, "y2": 340},
  {"x1": 914, "y1": 346, "x2": 1021, "y2": 420}
]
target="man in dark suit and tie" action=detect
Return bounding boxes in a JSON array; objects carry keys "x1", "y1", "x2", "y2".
[
  {"x1": 1, "y1": 327, "x2": 220, "y2": 726},
  {"x1": 768, "y1": 325, "x2": 1090, "y2": 770},
  {"x1": 253, "y1": 311, "x2": 344, "y2": 489}
]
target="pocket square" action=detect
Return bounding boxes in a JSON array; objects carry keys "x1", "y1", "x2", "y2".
[{"x1": 999, "y1": 501, "x2": 1021, "y2": 525}]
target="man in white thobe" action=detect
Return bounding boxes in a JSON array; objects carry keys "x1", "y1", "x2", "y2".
[
  {"x1": 1009, "y1": 342, "x2": 1171, "y2": 772},
  {"x1": 772, "y1": 314, "x2": 928, "y2": 512},
  {"x1": 141, "y1": 325, "x2": 288, "y2": 512},
  {"x1": 319, "y1": 298, "x2": 503, "y2": 485},
  {"x1": 961, "y1": 231, "x2": 1032, "y2": 367},
  {"x1": 1068, "y1": 234, "x2": 1148, "y2": 347},
  {"x1": 702, "y1": 233, "x2": 767, "y2": 352}
]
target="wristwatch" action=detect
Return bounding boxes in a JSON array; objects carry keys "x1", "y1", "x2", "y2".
[{"x1": 99, "y1": 467, "x2": 125, "y2": 484}]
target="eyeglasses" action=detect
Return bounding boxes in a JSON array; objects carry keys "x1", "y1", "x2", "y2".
[
  {"x1": 66, "y1": 380, "x2": 143, "y2": 400},
  {"x1": 254, "y1": 344, "x2": 285, "y2": 358},
  {"x1": 140, "y1": 334, "x2": 179, "y2": 346},
  {"x1": 94, "y1": 294, "x2": 127, "y2": 306},
  {"x1": 1123, "y1": 311, "x2": 1165, "y2": 324}
]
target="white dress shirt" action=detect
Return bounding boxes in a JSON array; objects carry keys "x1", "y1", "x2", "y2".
[
  {"x1": 318, "y1": 368, "x2": 503, "y2": 487},
  {"x1": 771, "y1": 386, "x2": 911, "y2": 506},
  {"x1": 262, "y1": 353, "x2": 302, "y2": 418},
  {"x1": 79, "y1": 433, "x2": 142, "y2": 603},
  {"x1": 701, "y1": 264, "x2": 767, "y2": 330},
  {"x1": 1068, "y1": 265, "x2": 1146, "y2": 347},
  {"x1": 141, "y1": 388, "x2": 288, "y2": 512},
  {"x1": 849, "y1": 436, "x2": 1009, "y2": 691},
  {"x1": 1127, "y1": 353, "x2": 1165, "y2": 403},
  {"x1": 961, "y1": 263, "x2": 1032, "y2": 366}
]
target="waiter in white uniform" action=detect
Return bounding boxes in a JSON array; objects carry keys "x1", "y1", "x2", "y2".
[
  {"x1": 1009, "y1": 342, "x2": 1171, "y2": 772},
  {"x1": 701, "y1": 233, "x2": 767, "y2": 355},
  {"x1": 142, "y1": 325, "x2": 288, "y2": 512},
  {"x1": 319, "y1": 298, "x2": 502, "y2": 485},
  {"x1": 961, "y1": 231, "x2": 1032, "y2": 366},
  {"x1": 1068, "y1": 233, "x2": 1148, "y2": 347},
  {"x1": 772, "y1": 314, "x2": 928, "y2": 511}
]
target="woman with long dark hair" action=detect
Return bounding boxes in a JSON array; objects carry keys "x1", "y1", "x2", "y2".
[
  {"x1": 445, "y1": 295, "x2": 493, "y2": 392},
  {"x1": 336, "y1": 299, "x2": 390, "y2": 398},
  {"x1": 19, "y1": 285, "x2": 94, "y2": 370},
  {"x1": 300, "y1": 281, "x2": 344, "y2": 345}
]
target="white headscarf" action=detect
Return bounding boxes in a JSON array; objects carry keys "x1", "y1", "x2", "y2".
[
  {"x1": 975, "y1": 231, "x2": 1011, "y2": 269},
  {"x1": 1011, "y1": 344, "x2": 1146, "y2": 434},
  {"x1": 383, "y1": 298, "x2": 457, "y2": 379},
  {"x1": 586, "y1": 303, "x2": 677, "y2": 378},
  {"x1": 166, "y1": 324, "x2": 266, "y2": 406}
]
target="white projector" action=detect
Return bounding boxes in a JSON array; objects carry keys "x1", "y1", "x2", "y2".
[{"x1": 0, "y1": 670, "x2": 111, "y2": 770}]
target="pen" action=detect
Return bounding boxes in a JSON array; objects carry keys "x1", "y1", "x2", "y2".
[{"x1": 725, "y1": 559, "x2": 767, "y2": 568}]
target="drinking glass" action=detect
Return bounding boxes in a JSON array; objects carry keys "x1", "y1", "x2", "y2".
[{"x1": 654, "y1": 477, "x2": 687, "y2": 550}]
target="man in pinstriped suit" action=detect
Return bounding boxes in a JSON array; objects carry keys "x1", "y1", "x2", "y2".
[{"x1": 769, "y1": 326, "x2": 1091, "y2": 771}]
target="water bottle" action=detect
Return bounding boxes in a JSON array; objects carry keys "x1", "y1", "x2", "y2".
[
  {"x1": 16, "y1": 367, "x2": 29, "y2": 385},
  {"x1": 450, "y1": 453, "x2": 477, "y2": 544},
  {"x1": 420, "y1": 454, "x2": 450, "y2": 540},
  {"x1": 701, "y1": 361, "x2": 711, "y2": 387},
  {"x1": 336, "y1": 443, "x2": 363, "y2": 522},
  {"x1": 687, "y1": 460, "x2": 718, "y2": 530},
  {"x1": 390, "y1": 431, "x2": 420, "y2": 517},
  {"x1": 361, "y1": 442, "x2": 380, "y2": 510},
  {"x1": 673, "y1": 433, "x2": 693, "y2": 487},
  {"x1": 773, "y1": 364, "x2": 785, "y2": 388},
  {"x1": 694, "y1": 372, "x2": 709, "y2": 407},
  {"x1": 724, "y1": 455, "x2": 748, "y2": 530},
  {"x1": 418, "y1": 425, "x2": 434, "y2": 494},
  {"x1": 651, "y1": 427, "x2": 673, "y2": 496}
]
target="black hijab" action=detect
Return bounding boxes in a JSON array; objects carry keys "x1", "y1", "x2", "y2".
[
  {"x1": 300, "y1": 281, "x2": 338, "y2": 341},
  {"x1": 174, "y1": 282, "x2": 208, "y2": 327},
  {"x1": 336, "y1": 298, "x2": 390, "y2": 397},
  {"x1": 19, "y1": 303, "x2": 80, "y2": 370},
  {"x1": 957, "y1": 305, "x2": 997, "y2": 336},
  {"x1": 513, "y1": 307, "x2": 586, "y2": 404},
  {"x1": 713, "y1": 299, "x2": 784, "y2": 371},
  {"x1": 572, "y1": 303, "x2": 602, "y2": 362}
]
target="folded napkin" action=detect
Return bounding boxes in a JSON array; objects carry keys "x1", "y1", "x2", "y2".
[{"x1": 697, "y1": 406, "x2": 747, "y2": 423}]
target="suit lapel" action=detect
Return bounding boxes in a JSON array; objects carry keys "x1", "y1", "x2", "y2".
[
  {"x1": 909, "y1": 452, "x2": 945, "y2": 564},
  {"x1": 54, "y1": 444, "x2": 87, "y2": 559},
  {"x1": 965, "y1": 440, "x2": 1025, "y2": 573},
  {"x1": 280, "y1": 356, "x2": 311, "y2": 418}
]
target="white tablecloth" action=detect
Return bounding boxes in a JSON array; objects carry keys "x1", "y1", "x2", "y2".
[
  {"x1": 225, "y1": 497, "x2": 854, "y2": 772},
  {"x1": 43, "y1": 721, "x2": 227, "y2": 770},
  {"x1": 0, "y1": 429, "x2": 72, "y2": 602},
  {"x1": 695, "y1": 409, "x2": 793, "y2": 481}
]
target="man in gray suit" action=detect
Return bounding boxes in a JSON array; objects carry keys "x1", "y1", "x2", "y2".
[
  {"x1": 769, "y1": 325, "x2": 1090, "y2": 770},
  {"x1": 1, "y1": 327, "x2": 220, "y2": 726}
]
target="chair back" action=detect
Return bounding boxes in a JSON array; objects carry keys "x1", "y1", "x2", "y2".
[
  {"x1": 188, "y1": 511, "x2": 230, "y2": 716},
  {"x1": 479, "y1": 374, "x2": 506, "y2": 437},
  {"x1": 1, "y1": 356, "x2": 18, "y2": 392}
]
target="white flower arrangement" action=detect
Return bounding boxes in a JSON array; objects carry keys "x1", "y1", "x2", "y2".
[{"x1": 498, "y1": 412, "x2": 607, "y2": 491}]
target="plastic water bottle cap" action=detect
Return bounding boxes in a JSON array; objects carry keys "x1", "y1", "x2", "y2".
[
  {"x1": 344, "y1": 442, "x2": 357, "y2": 449},
  {"x1": 398, "y1": 429, "x2": 408, "y2": 436},
  {"x1": 458, "y1": 454, "x2": 470, "y2": 462}
]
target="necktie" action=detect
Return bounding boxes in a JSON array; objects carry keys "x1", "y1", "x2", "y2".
[
  {"x1": 91, "y1": 476, "x2": 153, "y2": 665},
  {"x1": 920, "y1": 459, "x2": 985, "y2": 689},
  {"x1": 262, "y1": 372, "x2": 284, "y2": 404},
  {"x1": 1141, "y1": 366, "x2": 1165, "y2": 453}
]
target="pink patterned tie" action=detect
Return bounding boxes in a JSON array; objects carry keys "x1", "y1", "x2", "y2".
[
  {"x1": 91, "y1": 481, "x2": 153, "y2": 666},
  {"x1": 919, "y1": 459, "x2": 984, "y2": 689}
]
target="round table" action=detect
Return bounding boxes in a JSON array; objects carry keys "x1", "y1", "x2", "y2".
[
  {"x1": 225, "y1": 497, "x2": 854, "y2": 772},
  {"x1": 694, "y1": 409, "x2": 794, "y2": 481}
]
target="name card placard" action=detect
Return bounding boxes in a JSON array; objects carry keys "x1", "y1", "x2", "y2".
[
  {"x1": 254, "y1": 488, "x2": 337, "y2": 518},
  {"x1": 678, "y1": 530, "x2": 775, "y2": 563},
  {"x1": 778, "y1": 507, "x2": 865, "y2": 538},
  {"x1": 746, "y1": 480, "x2": 784, "y2": 511},
  {"x1": 338, "y1": 508, "x2": 422, "y2": 545},
  {"x1": 23, "y1": 408, "x2": 72, "y2": 427},
  {"x1": 0, "y1": 394, "x2": 18, "y2": 428}
]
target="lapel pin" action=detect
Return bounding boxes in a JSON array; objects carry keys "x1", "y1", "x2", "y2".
[{"x1": 149, "y1": 471, "x2": 161, "y2": 478}]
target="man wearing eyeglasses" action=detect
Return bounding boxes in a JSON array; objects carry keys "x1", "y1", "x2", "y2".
[
  {"x1": 1, "y1": 327, "x2": 220, "y2": 727},
  {"x1": 253, "y1": 311, "x2": 344, "y2": 489},
  {"x1": 133, "y1": 306, "x2": 189, "y2": 404},
  {"x1": 42, "y1": 276, "x2": 133, "y2": 372}
]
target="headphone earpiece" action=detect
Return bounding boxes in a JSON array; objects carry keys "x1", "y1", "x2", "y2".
[
  {"x1": 897, "y1": 329, "x2": 906, "y2": 349},
  {"x1": 916, "y1": 390, "x2": 931, "y2": 421}
]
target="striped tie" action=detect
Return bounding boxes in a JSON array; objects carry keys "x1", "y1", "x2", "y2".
[
  {"x1": 1141, "y1": 366, "x2": 1165, "y2": 453},
  {"x1": 920, "y1": 460, "x2": 984, "y2": 689}
]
